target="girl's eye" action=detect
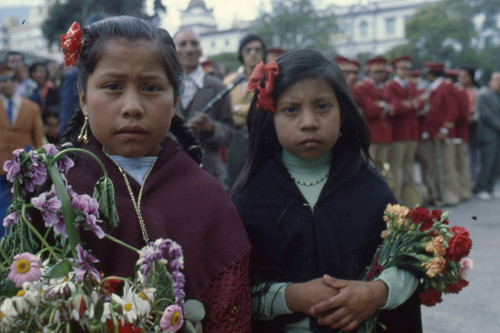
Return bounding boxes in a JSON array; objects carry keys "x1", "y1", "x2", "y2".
[
  {"x1": 281, "y1": 107, "x2": 298, "y2": 115},
  {"x1": 144, "y1": 85, "x2": 161, "y2": 93},
  {"x1": 103, "y1": 83, "x2": 120, "y2": 91},
  {"x1": 317, "y1": 103, "x2": 331, "y2": 112}
]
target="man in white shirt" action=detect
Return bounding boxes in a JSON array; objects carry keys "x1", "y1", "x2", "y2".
[{"x1": 174, "y1": 30, "x2": 234, "y2": 188}]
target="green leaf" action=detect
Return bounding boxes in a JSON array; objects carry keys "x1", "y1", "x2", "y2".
[
  {"x1": 184, "y1": 299, "x2": 205, "y2": 322},
  {"x1": 0, "y1": 275, "x2": 19, "y2": 297},
  {"x1": 145, "y1": 261, "x2": 173, "y2": 312},
  {"x1": 93, "y1": 176, "x2": 120, "y2": 228},
  {"x1": 45, "y1": 259, "x2": 73, "y2": 278},
  {"x1": 93, "y1": 298, "x2": 104, "y2": 323}
]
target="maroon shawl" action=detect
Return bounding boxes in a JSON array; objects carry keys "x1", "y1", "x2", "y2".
[{"x1": 68, "y1": 136, "x2": 250, "y2": 299}]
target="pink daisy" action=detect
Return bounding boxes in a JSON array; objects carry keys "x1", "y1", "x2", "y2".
[
  {"x1": 160, "y1": 304, "x2": 184, "y2": 332},
  {"x1": 8, "y1": 252, "x2": 43, "y2": 287}
]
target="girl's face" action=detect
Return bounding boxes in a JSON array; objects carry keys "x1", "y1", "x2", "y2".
[
  {"x1": 274, "y1": 78, "x2": 341, "y2": 159},
  {"x1": 79, "y1": 37, "x2": 176, "y2": 157}
]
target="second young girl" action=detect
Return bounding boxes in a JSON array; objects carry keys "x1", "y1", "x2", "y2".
[{"x1": 232, "y1": 49, "x2": 421, "y2": 332}]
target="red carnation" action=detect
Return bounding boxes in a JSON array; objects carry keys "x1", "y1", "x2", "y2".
[
  {"x1": 418, "y1": 287, "x2": 443, "y2": 306},
  {"x1": 447, "y1": 226, "x2": 472, "y2": 261},
  {"x1": 366, "y1": 254, "x2": 384, "y2": 281},
  {"x1": 445, "y1": 278, "x2": 469, "y2": 294},
  {"x1": 408, "y1": 206, "x2": 434, "y2": 231},
  {"x1": 103, "y1": 276, "x2": 123, "y2": 294},
  {"x1": 107, "y1": 319, "x2": 143, "y2": 333}
]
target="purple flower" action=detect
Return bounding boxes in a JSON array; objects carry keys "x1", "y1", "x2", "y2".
[
  {"x1": 137, "y1": 245, "x2": 164, "y2": 278},
  {"x1": 71, "y1": 193, "x2": 105, "y2": 239},
  {"x1": 137, "y1": 238, "x2": 186, "y2": 307},
  {"x1": 31, "y1": 191, "x2": 62, "y2": 228},
  {"x1": 3, "y1": 149, "x2": 22, "y2": 182},
  {"x1": 51, "y1": 216, "x2": 68, "y2": 238},
  {"x1": 3, "y1": 211, "x2": 19, "y2": 228},
  {"x1": 43, "y1": 143, "x2": 58, "y2": 155},
  {"x1": 160, "y1": 304, "x2": 184, "y2": 333},
  {"x1": 44, "y1": 144, "x2": 74, "y2": 174},
  {"x1": 74, "y1": 244, "x2": 100, "y2": 283},
  {"x1": 23, "y1": 151, "x2": 47, "y2": 192},
  {"x1": 8, "y1": 252, "x2": 43, "y2": 287}
]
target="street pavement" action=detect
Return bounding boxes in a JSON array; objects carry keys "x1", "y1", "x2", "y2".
[{"x1": 421, "y1": 185, "x2": 500, "y2": 332}]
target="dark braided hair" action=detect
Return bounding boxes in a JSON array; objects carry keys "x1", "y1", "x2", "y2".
[{"x1": 60, "y1": 15, "x2": 202, "y2": 163}]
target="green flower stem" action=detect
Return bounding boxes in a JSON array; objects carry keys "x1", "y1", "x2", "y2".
[
  {"x1": 21, "y1": 205, "x2": 60, "y2": 261},
  {"x1": 0, "y1": 247, "x2": 10, "y2": 266},
  {"x1": 104, "y1": 234, "x2": 140, "y2": 254},
  {"x1": 47, "y1": 164, "x2": 80, "y2": 257},
  {"x1": 52, "y1": 148, "x2": 108, "y2": 177}
]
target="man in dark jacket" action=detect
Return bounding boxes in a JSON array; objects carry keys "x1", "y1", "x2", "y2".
[{"x1": 174, "y1": 29, "x2": 234, "y2": 188}]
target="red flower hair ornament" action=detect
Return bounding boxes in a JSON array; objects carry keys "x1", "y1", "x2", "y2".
[
  {"x1": 60, "y1": 21, "x2": 83, "y2": 67},
  {"x1": 247, "y1": 61, "x2": 280, "y2": 113}
]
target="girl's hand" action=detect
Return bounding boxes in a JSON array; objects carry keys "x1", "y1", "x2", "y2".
[
  {"x1": 309, "y1": 275, "x2": 388, "y2": 331},
  {"x1": 284, "y1": 277, "x2": 339, "y2": 316}
]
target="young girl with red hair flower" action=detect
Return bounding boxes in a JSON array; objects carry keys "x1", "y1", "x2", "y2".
[{"x1": 231, "y1": 49, "x2": 422, "y2": 333}]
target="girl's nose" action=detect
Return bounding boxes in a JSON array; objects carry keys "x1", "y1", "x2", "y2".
[
  {"x1": 121, "y1": 89, "x2": 144, "y2": 118},
  {"x1": 299, "y1": 109, "x2": 319, "y2": 130}
]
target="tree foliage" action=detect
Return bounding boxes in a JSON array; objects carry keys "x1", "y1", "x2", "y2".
[
  {"x1": 386, "y1": 0, "x2": 499, "y2": 82},
  {"x1": 248, "y1": 0, "x2": 337, "y2": 54},
  {"x1": 208, "y1": 52, "x2": 240, "y2": 72},
  {"x1": 42, "y1": 0, "x2": 166, "y2": 47}
]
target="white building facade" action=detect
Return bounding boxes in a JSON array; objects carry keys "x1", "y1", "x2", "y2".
[
  {"x1": 325, "y1": 0, "x2": 442, "y2": 57},
  {"x1": 1, "y1": 0, "x2": 61, "y2": 62},
  {"x1": 177, "y1": 0, "x2": 248, "y2": 58}
]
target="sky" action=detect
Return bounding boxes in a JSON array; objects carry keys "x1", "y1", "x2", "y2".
[{"x1": 1, "y1": 0, "x2": 362, "y2": 33}]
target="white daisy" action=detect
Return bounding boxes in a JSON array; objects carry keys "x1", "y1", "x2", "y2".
[
  {"x1": 0, "y1": 298, "x2": 18, "y2": 328},
  {"x1": 111, "y1": 285, "x2": 138, "y2": 323}
]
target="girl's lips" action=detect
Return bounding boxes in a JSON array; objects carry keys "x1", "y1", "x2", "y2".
[
  {"x1": 299, "y1": 139, "x2": 322, "y2": 149},
  {"x1": 116, "y1": 126, "x2": 147, "y2": 134},
  {"x1": 116, "y1": 126, "x2": 147, "y2": 139}
]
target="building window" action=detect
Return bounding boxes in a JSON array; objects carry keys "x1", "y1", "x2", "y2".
[
  {"x1": 225, "y1": 40, "x2": 229, "y2": 46},
  {"x1": 385, "y1": 17, "x2": 396, "y2": 36},
  {"x1": 359, "y1": 21, "x2": 369, "y2": 38},
  {"x1": 211, "y1": 41, "x2": 215, "y2": 47}
]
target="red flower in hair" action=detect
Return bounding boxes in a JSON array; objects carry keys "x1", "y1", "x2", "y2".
[
  {"x1": 248, "y1": 61, "x2": 280, "y2": 112},
  {"x1": 60, "y1": 21, "x2": 83, "y2": 66}
]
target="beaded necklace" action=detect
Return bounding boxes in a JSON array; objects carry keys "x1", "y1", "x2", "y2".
[{"x1": 290, "y1": 172, "x2": 329, "y2": 187}]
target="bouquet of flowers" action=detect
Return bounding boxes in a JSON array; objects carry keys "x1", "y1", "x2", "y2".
[
  {"x1": 0, "y1": 144, "x2": 204, "y2": 332},
  {"x1": 360, "y1": 204, "x2": 473, "y2": 332}
]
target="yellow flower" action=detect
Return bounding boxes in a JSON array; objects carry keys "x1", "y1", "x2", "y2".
[
  {"x1": 385, "y1": 204, "x2": 409, "y2": 218},
  {"x1": 425, "y1": 236, "x2": 446, "y2": 256},
  {"x1": 421, "y1": 256, "x2": 446, "y2": 278}
]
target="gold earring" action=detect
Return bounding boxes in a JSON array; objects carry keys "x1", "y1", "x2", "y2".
[{"x1": 78, "y1": 116, "x2": 89, "y2": 144}]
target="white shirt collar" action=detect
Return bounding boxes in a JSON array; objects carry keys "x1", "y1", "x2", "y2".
[
  {"x1": 393, "y1": 75, "x2": 408, "y2": 87},
  {"x1": 186, "y1": 65, "x2": 205, "y2": 89},
  {"x1": 430, "y1": 77, "x2": 444, "y2": 91}
]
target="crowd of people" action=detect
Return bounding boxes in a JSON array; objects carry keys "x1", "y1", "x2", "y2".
[
  {"x1": 337, "y1": 55, "x2": 500, "y2": 207},
  {"x1": 3, "y1": 30, "x2": 497, "y2": 206},
  {"x1": 0, "y1": 14, "x2": 498, "y2": 332}
]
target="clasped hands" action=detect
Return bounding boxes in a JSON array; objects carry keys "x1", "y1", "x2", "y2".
[{"x1": 285, "y1": 275, "x2": 388, "y2": 331}]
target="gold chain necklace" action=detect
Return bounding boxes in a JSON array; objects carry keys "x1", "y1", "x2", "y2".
[
  {"x1": 103, "y1": 148, "x2": 158, "y2": 244},
  {"x1": 291, "y1": 172, "x2": 329, "y2": 187}
]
